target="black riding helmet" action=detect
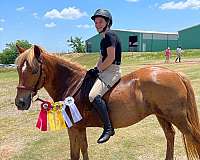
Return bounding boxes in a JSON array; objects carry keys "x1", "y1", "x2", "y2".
[{"x1": 91, "y1": 9, "x2": 112, "y2": 28}]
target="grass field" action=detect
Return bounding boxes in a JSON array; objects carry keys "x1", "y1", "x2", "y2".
[{"x1": 0, "y1": 50, "x2": 200, "y2": 160}]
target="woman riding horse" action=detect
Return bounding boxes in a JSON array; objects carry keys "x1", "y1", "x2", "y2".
[{"x1": 88, "y1": 9, "x2": 122, "y2": 143}]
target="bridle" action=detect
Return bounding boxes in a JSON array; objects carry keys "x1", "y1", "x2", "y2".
[{"x1": 16, "y1": 59, "x2": 45, "y2": 97}]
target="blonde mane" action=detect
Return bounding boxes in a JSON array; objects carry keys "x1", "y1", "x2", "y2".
[
  {"x1": 15, "y1": 46, "x2": 86, "y2": 72},
  {"x1": 15, "y1": 46, "x2": 39, "y2": 70},
  {"x1": 49, "y1": 53, "x2": 86, "y2": 72}
]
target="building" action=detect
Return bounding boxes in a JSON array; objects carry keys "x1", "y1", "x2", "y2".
[
  {"x1": 178, "y1": 24, "x2": 200, "y2": 49},
  {"x1": 86, "y1": 29, "x2": 178, "y2": 53}
]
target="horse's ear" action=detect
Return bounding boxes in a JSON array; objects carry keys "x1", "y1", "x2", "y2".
[
  {"x1": 16, "y1": 44, "x2": 26, "y2": 54},
  {"x1": 33, "y1": 45, "x2": 42, "y2": 63}
]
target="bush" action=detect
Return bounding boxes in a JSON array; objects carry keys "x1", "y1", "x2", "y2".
[{"x1": 0, "y1": 40, "x2": 32, "y2": 64}]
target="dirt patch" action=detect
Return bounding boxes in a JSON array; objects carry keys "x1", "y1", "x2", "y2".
[
  {"x1": 0, "y1": 145, "x2": 15, "y2": 160},
  {"x1": 0, "y1": 143, "x2": 22, "y2": 160},
  {"x1": 0, "y1": 133, "x2": 25, "y2": 160}
]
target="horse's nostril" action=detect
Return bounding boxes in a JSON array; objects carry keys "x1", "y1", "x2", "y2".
[
  {"x1": 15, "y1": 98, "x2": 25, "y2": 109},
  {"x1": 19, "y1": 100, "x2": 25, "y2": 107}
]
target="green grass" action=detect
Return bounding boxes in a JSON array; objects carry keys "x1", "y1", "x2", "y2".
[
  {"x1": 0, "y1": 68, "x2": 16, "y2": 73},
  {"x1": 0, "y1": 50, "x2": 200, "y2": 160}
]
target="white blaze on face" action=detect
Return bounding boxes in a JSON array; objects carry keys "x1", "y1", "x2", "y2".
[{"x1": 22, "y1": 61, "x2": 27, "y2": 73}]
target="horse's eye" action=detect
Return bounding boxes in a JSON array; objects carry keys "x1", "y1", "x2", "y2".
[{"x1": 32, "y1": 68, "x2": 39, "y2": 74}]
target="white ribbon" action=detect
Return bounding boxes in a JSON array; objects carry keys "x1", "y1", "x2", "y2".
[
  {"x1": 61, "y1": 104, "x2": 73, "y2": 128},
  {"x1": 62, "y1": 97, "x2": 82, "y2": 128}
]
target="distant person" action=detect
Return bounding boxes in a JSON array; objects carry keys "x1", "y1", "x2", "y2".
[
  {"x1": 175, "y1": 46, "x2": 182, "y2": 63},
  {"x1": 164, "y1": 47, "x2": 171, "y2": 64}
]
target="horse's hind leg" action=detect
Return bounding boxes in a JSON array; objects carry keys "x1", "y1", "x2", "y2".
[{"x1": 156, "y1": 116, "x2": 175, "y2": 160}]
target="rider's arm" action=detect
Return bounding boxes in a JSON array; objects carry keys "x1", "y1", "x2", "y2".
[{"x1": 96, "y1": 55, "x2": 103, "y2": 68}]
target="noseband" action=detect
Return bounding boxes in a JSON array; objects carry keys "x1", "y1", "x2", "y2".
[{"x1": 17, "y1": 60, "x2": 45, "y2": 97}]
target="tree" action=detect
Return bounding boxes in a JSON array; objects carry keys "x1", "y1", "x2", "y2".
[
  {"x1": 0, "y1": 40, "x2": 32, "y2": 64},
  {"x1": 67, "y1": 36, "x2": 86, "y2": 53}
]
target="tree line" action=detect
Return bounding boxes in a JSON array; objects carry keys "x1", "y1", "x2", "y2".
[{"x1": 0, "y1": 37, "x2": 86, "y2": 64}]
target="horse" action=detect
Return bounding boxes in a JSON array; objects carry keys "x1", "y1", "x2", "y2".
[{"x1": 15, "y1": 45, "x2": 200, "y2": 160}]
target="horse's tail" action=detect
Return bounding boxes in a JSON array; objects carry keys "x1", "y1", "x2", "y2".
[{"x1": 180, "y1": 74, "x2": 200, "y2": 160}]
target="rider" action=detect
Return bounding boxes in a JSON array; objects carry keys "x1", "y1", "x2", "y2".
[{"x1": 88, "y1": 9, "x2": 122, "y2": 143}]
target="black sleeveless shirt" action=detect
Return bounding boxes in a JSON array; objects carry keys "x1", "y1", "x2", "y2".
[{"x1": 100, "y1": 30, "x2": 122, "y2": 65}]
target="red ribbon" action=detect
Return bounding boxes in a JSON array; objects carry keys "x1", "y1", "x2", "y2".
[{"x1": 36, "y1": 101, "x2": 51, "y2": 131}]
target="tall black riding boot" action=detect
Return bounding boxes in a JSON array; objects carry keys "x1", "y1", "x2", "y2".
[{"x1": 92, "y1": 95, "x2": 115, "y2": 143}]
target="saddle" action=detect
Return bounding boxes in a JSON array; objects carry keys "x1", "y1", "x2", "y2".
[
  {"x1": 79, "y1": 72, "x2": 120, "y2": 103},
  {"x1": 74, "y1": 72, "x2": 120, "y2": 115}
]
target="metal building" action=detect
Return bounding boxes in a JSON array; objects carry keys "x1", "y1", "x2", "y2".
[
  {"x1": 86, "y1": 29, "x2": 178, "y2": 53},
  {"x1": 178, "y1": 24, "x2": 200, "y2": 49}
]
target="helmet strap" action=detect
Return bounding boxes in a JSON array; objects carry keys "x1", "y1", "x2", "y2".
[
  {"x1": 98, "y1": 20, "x2": 110, "y2": 34},
  {"x1": 98, "y1": 25, "x2": 107, "y2": 34}
]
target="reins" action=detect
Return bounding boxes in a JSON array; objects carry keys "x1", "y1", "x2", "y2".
[{"x1": 62, "y1": 73, "x2": 86, "y2": 99}]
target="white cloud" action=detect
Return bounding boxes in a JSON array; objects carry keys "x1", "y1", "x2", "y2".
[
  {"x1": 16, "y1": 6, "x2": 25, "y2": 11},
  {"x1": 76, "y1": 24, "x2": 93, "y2": 29},
  {"x1": 0, "y1": 19, "x2": 5, "y2": 23},
  {"x1": 44, "y1": 7, "x2": 88, "y2": 20},
  {"x1": 126, "y1": 0, "x2": 139, "y2": 2},
  {"x1": 33, "y1": 12, "x2": 39, "y2": 19},
  {"x1": 45, "y1": 22, "x2": 56, "y2": 28},
  {"x1": 0, "y1": 27, "x2": 4, "y2": 31},
  {"x1": 159, "y1": 0, "x2": 200, "y2": 10}
]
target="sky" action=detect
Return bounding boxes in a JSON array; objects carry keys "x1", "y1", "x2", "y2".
[{"x1": 0, "y1": 0, "x2": 200, "y2": 52}]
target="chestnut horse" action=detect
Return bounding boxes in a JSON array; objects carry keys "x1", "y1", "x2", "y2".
[{"x1": 15, "y1": 45, "x2": 200, "y2": 160}]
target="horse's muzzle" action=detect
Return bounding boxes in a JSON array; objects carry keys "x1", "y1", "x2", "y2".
[{"x1": 15, "y1": 95, "x2": 31, "y2": 110}]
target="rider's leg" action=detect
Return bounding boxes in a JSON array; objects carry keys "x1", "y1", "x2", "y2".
[
  {"x1": 88, "y1": 65, "x2": 121, "y2": 143},
  {"x1": 92, "y1": 95, "x2": 115, "y2": 143},
  {"x1": 89, "y1": 78, "x2": 114, "y2": 143}
]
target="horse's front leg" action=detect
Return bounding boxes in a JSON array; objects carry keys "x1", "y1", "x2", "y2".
[
  {"x1": 79, "y1": 128, "x2": 89, "y2": 160},
  {"x1": 68, "y1": 128, "x2": 81, "y2": 160},
  {"x1": 68, "y1": 127, "x2": 89, "y2": 160}
]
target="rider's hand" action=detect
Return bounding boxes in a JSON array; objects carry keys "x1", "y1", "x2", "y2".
[{"x1": 87, "y1": 67, "x2": 99, "y2": 78}]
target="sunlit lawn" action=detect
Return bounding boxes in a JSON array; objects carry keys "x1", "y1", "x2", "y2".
[{"x1": 0, "y1": 51, "x2": 200, "y2": 160}]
